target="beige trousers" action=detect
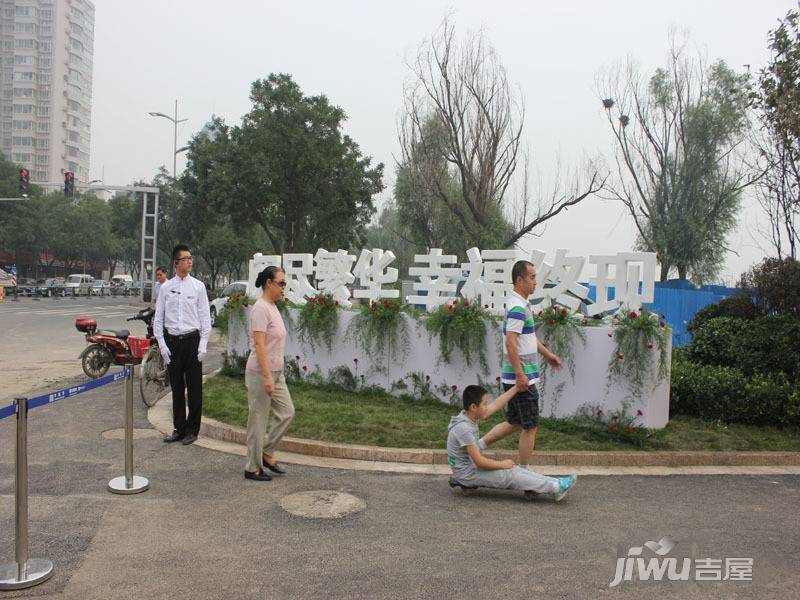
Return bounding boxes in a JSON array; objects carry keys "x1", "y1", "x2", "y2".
[{"x1": 245, "y1": 370, "x2": 295, "y2": 473}]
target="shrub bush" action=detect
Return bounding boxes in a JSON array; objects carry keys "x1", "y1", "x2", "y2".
[
  {"x1": 743, "y1": 316, "x2": 800, "y2": 380},
  {"x1": 689, "y1": 315, "x2": 800, "y2": 379},
  {"x1": 688, "y1": 317, "x2": 749, "y2": 369},
  {"x1": 670, "y1": 358, "x2": 800, "y2": 426},
  {"x1": 687, "y1": 294, "x2": 761, "y2": 334},
  {"x1": 739, "y1": 257, "x2": 800, "y2": 317}
]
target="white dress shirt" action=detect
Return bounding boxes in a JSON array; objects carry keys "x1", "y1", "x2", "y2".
[
  {"x1": 151, "y1": 280, "x2": 162, "y2": 308},
  {"x1": 154, "y1": 274, "x2": 212, "y2": 353}
]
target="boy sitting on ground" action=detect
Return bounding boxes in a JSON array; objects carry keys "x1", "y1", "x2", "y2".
[{"x1": 447, "y1": 384, "x2": 576, "y2": 502}]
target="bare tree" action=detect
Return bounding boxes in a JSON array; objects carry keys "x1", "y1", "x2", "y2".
[
  {"x1": 751, "y1": 127, "x2": 799, "y2": 259},
  {"x1": 400, "y1": 17, "x2": 603, "y2": 250},
  {"x1": 751, "y1": 8, "x2": 800, "y2": 259},
  {"x1": 599, "y1": 36, "x2": 754, "y2": 282}
]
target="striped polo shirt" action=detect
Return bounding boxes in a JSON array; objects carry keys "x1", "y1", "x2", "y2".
[{"x1": 501, "y1": 291, "x2": 540, "y2": 384}]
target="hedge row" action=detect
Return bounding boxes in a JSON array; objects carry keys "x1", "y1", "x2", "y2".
[
  {"x1": 688, "y1": 316, "x2": 800, "y2": 380},
  {"x1": 670, "y1": 357, "x2": 800, "y2": 427}
]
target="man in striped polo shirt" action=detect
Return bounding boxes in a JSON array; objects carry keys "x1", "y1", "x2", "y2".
[{"x1": 480, "y1": 260, "x2": 562, "y2": 466}]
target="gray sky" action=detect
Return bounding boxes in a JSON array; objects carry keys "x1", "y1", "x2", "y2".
[{"x1": 90, "y1": 0, "x2": 797, "y2": 284}]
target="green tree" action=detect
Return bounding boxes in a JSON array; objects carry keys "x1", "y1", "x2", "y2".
[
  {"x1": 600, "y1": 39, "x2": 753, "y2": 282},
  {"x1": 182, "y1": 74, "x2": 384, "y2": 255},
  {"x1": 751, "y1": 8, "x2": 800, "y2": 259}
]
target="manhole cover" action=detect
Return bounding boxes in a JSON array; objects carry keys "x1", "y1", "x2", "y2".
[
  {"x1": 280, "y1": 490, "x2": 366, "y2": 519},
  {"x1": 101, "y1": 428, "x2": 162, "y2": 440}
]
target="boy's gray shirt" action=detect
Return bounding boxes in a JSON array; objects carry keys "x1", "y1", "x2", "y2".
[{"x1": 447, "y1": 411, "x2": 480, "y2": 483}]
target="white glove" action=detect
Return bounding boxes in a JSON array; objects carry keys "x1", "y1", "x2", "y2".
[
  {"x1": 160, "y1": 346, "x2": 171, "y2": 366},
  {"x1": 197, "y1": 351, "x2": 206, "y2": 363}
]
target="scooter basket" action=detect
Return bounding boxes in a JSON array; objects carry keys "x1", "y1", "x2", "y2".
[
  {"x1": 127, "y1": 336, "x2": 150, "y2": 359},
  {"x1": 75, "y1": 317, "x2": 97, "y2": 333}
]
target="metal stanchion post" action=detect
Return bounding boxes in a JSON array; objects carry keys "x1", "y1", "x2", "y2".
[
  {"x1": 108, "y1": 364, "x2": 149, "y2": 494},
  {"x1": 0, "y1": 398, "x2": 54, "y2": 590}
]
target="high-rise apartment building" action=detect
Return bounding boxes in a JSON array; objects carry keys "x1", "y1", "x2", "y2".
[{"x1": 0, "y1": 0, "x2": 94, "y2": 184}]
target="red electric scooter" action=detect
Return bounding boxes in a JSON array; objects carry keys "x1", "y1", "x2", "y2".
[{"x1": 75, "y1": 308, "x2": 153, "y2": 379}]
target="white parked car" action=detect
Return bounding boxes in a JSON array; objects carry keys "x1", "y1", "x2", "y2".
[
  {"x1": 90, "y1": 280, "x2": 112, "y2": 295},
  {"x1": 65, "y1": 273, "x2": 94, "y2": 296},
  {"x1": 209, "y1": 281, "x2": 248, "y2": 327}
]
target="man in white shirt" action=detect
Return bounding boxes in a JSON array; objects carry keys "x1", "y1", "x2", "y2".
[
  {"x1": 154, "y1": 245, "x2": 212, "y2": 445},
  {"x1": 150, "y1": 266, "x2": 168, "y2": 308}
]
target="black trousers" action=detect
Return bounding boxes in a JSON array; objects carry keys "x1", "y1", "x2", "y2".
[{"x1": 165, "y1": 331, "x2": 203, "y2": 436}]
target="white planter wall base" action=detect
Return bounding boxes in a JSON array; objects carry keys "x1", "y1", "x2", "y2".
[{"x1": 227, "y1": 309, "x2": 671, "y2": 429}]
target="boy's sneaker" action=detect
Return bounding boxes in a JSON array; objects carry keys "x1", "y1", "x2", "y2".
[{"x1": 554, "y1": 474, "x2": 577, "y2": 502}]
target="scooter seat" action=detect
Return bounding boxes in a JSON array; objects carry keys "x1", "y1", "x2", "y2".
[{"x1": 100, "y1": 329, "x2": 130, "y2": 340}]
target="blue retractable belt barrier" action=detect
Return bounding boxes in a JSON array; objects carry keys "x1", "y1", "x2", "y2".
[{"x1": 0, "y1": 368, "x2": 130, "y2": 421}]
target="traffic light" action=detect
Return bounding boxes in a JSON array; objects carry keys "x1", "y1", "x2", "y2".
[
  {"x1": 19, "y1": 168, "x2": 29, "y2": 197},
  {"x1": 64, "y1": 171, "x2": 74, "y2": 197}
]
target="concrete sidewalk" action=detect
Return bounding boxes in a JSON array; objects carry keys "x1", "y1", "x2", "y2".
[{"x1": 1, "y1": 360, "x2": 798, "y2": 599}]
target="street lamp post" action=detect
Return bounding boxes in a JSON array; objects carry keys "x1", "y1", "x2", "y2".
[{"x1": 148, "y1": 99, "x2": 188, "y2": 179}]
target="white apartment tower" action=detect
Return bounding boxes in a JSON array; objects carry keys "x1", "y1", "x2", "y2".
[{"x1": 0, "y1": 0, "x2": 94, "y2": 184}]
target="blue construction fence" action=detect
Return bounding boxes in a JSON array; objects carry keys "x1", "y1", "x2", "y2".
[{"x1": 582, "y1": 279, "x2": 737, "y2": 347}]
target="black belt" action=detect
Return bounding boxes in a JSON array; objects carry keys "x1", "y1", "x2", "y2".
[{"x1": 166, "y1": 329, "x2": 199, "y2": 341}]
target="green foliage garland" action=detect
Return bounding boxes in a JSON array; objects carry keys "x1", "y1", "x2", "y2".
[
  {"x1": 347, "y1": 298, "x2": 411, "y2": 368},
  {"x1": 424, "y1": 298, "x2": 492, "y2": 373},
  {"x1": 216, "y1": 292, "x2": 253, "y2": 336},
  {"x1": 275, "y1": 297, "x2": 295, "y2": 330},
  {"x1": 296, "y1": 293, "x2": 340, "y2": 352},
  {"x1": 608, "y1": 308, "x2": 670, "y2": 399},
  {"x1": 535, "y1": 305, "x2": 587, "y2": 381}
]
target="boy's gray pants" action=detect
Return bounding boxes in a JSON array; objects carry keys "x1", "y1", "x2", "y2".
[{"x1": 469, "y1": 466, "x2": 560, "y2": 494}]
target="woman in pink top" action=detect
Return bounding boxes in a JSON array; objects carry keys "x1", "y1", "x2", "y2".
[{"x1": 244, "y1": 266, "x2": 294, "y2": 481}]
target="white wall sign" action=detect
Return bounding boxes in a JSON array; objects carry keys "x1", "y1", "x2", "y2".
[{"x1": 247, "y1": 248, "x2": 658, "y2": 315}]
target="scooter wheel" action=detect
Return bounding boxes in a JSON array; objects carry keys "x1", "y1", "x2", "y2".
[{"x1": 82, "y1": 345, "x2": 112, "y2": 379}]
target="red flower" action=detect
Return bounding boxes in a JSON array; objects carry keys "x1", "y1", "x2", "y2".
[
  {"x1": 484, "y1": 304, "x2": 489, "y2": 309},
  {"x1": 425, "y1": 374, "x2": 430, "y2": 381},
  {"x1": 636, "y1": 409, "x2": 643, "y2": 416},
  {"x1": 495, "y1": 376, "x2": 501, "y2": 382},
  {"x1": 463, "y1": 300, "x2": 469, "y2": 306},
  {"x1": 353, "y1": 358, "x2": 359, "y2": 364},
  {"x1": 561, "y1": 308, "x2": 568, "y2": 317},
  {"x1": 335, "y1": 300, "x2": 340, "y2": 306},
  {"x1": 609, "y1": 424, "x2": 617, "y2": 433},
  {"x1": 647, "y1": 343, "x2": 653, "y2": 349},
  {"x1": 302, "y1": 365, "x2": 308, "y2": 371},
  {"x1": 617, "y1": 354, "x2": 624, "y2": 360},
  {"x1": 295, "y1": 355, "x2": 300, "y2": 361},
  {"x1": 659, "y1": 321, "x2": 666, "y2": 328},
  {"x1": 607, "y1": 332, "x2": 613, "y2": 337},
  {"x1": 583, "y1": 319, "x2": 588, "y2": 325},
  {"x1": 630, "y1": 311, "x2": 638, "y2": 318},
  {"x1": 548, "y1": 318, "x2": 556, "y2": 325},
  {"x1": 451, "y1": 384, "x2": 458, "y2": 391},
  {"x1": 447, "y1": 305, "x2": 453, "y2": 311},
  {"x1": 243, "y1": 303, "x2": 248, "y2": 308},
  {"x1": 371, "y1": 301, "x2": 376, "y2": 308},
  {"x1": 625, "y1": 426, "x2": 633, "y2": 433}
]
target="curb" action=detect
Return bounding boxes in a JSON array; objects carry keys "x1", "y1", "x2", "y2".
[{"x1": 198, "y1": 416, "x2": 800, "y2": 467}]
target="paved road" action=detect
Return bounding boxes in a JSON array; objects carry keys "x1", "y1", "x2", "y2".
[
  {"x1": 0, "y1": 297, "x2": 218, "y2": 402},
  {"x1": 0, "y1": 360, "x2": 797, "y2": 600}
]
